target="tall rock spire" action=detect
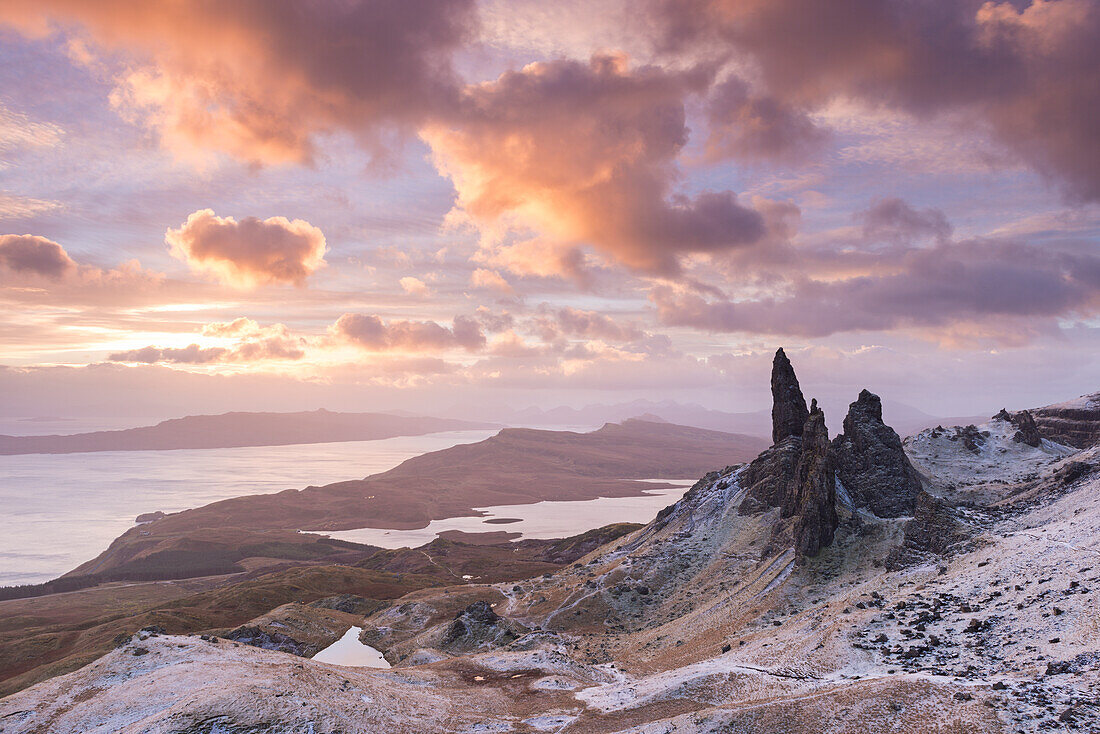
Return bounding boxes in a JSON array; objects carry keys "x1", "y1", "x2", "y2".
[
  {"x1": 771, "y1": 348, "x2": 809, "y2": 445},
  {"x1": 785, "y1": 401, "x2": 839, "y2": 557}
]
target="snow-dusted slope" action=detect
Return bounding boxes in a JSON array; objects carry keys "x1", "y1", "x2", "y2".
[
  {"x1": 905, "y1": 418, "x2": 1074, "y2": 492},
  {"x1": 4, "y1": 403, "x2": 1100, "y2": 732}
]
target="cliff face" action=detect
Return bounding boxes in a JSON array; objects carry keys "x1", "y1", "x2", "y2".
[
  {"x1": 1024, "y1": 393, "x2": 1100, "y2": 449},
  {"x1": 831, "y1": 390, "x2": 923, "y2": 518}
]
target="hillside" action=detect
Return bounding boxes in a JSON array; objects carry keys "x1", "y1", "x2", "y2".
[
  {"x1": 45, "y1": 420, "x2": 764, "y2": 584},
  {"x1": 0, "y1": 409, "x2": 497, "y2": 455},
  {"x1": 2, "y1": 356, "x2": 1096, "y2": 732}
]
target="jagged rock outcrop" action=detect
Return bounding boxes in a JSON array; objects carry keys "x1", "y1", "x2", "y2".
[
  {"x1": 786, "y1": 403, "x2": 838, "y2": 557},
  {"x1": 223, "y1": 626, "x2": 310, "y2": 656},
  {"x1": 1011, "y1": 409, "x2": 1043, "y2": 447},
  {"x1": 737, "y1": 438, "x2": 802, "y2": 515},
  {"x1": 771, "y1": 348, "x2": 809, "y2": 444},
  {"x1": 440, "y1": 601, "x2": 525, "y2": 652},
  {"x1": 885, "y1": 490, "x2": 968, "y2": 569},
  {"x1": 831, "y1": 389, "x2": 923, "y2": 517},
  {"x1": 994, "y1": 408, "x2": 1043, "y2": 447},
  {"x1": 740, "y1": 354, "x2": 838, "y2": 557}
]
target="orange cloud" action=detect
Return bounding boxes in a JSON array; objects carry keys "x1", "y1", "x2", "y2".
[
  {"x1": 424, "y1": 54, "x2": 767, "y2": 278},
  {"x1": 469, "y1": 268, "x2": 514, "y2": 294},
  {"x1": 0, "y1": 0, "x2": 477, "y2": 165},
  {"x1": 166, "y1": 209, "x2": 326, "y2": 288}
]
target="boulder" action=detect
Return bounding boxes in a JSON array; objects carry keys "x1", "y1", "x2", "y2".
[{"x1": 885, "y1": 490, "x2": 968, "y2": 569}]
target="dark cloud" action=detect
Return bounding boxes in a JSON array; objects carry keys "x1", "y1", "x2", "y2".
[
  {"x1": 651, "y1": 0, "x2": 1100, "y2": 200},
  {"x1": 0, "y1": 234, "x2": 76, "y2": 278},
  {"x1": 857, "y1": 198, "x2": 952, "y2": 243},
  {"x1": 334, "y1": 313, "x2": 486, "y2": 352},
  {"x1": 653, "y1": 237, "x2": 1100, "y2": 339},
  {"x1": 704, "y1": 76, "x2": 829, "y2": 163},
  {"x1": 166, "y1": 209, "x2": 326, "y2": 287}
]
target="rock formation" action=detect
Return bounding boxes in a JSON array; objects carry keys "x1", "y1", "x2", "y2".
[
  {"x1": 1023, "y1": 393, "x2": 1100, "y2": 449},
  {"x1": 740, "y1": 355, "x2": 839, "y2": 558},
  {"x1": 831, "y1": 389, "x2": 923, "y2": 517},
  {"x1": 771, "y1": 348, "x2": 809, "y2": 444},
  {"x1": 885, "y1": 490, "x2": 967, "y2": 570},
  {"x1": 787, "y1": 402, "x2": 839, "y2": 557},
  {"x1": 737, "y1": 439, "x2": 802, "y2": 515},
  {"x1": 994, "y1": 408, "x2": 1044, "y2": 447},
  {"x1": 1010, "y1": 410, "x2": 1043, "y2": 447},
  {"x1": 440, "y1": 601, "x2": 523, "y2": 652}
]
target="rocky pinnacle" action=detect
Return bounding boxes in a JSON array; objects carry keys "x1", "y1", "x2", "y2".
[
  {"x1": 788, "y1": 400, "x2": 838, "y2": 557},
  {"x1": 771, "y1": 348, "x2": 809, "y2": 445},
  {"x1": 831, "y1": 389, "x2": 923, "y2": 517}
]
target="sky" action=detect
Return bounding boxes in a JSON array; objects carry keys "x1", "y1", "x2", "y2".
[{"x1": 0, "y1": 0, "x2": 1098, "y2": 425}]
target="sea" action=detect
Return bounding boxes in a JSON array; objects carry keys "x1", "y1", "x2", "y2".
[
  {"x1": 0, "y1": 430, "x2": 497, "y2": 587},
  {"x1": 0, "y1": 427, "x2": 694, "y2": 587}
]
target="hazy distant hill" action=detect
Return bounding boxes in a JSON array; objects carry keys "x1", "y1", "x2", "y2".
[
  {"x1": 489, "y1": 398, "x2": 985, "y2": 439},
  {"x1": 0, "y1": 409, "x2": 498, "y2": 455}
]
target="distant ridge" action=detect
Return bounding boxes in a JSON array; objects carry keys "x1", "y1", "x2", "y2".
[{"x1": 0, "y1": 410, "x2": 499, "y2": 455}]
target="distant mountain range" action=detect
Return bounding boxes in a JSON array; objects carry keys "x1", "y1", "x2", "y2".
[
  {"x1": 479, "y1": 398, "x2": 987, "y2": 440},
  {"x1": 0, "y1": 397, "x2": 990, "y2": 456},
  {"x1": 0, "y1": 410, "x2": 498, "y2": 455}
]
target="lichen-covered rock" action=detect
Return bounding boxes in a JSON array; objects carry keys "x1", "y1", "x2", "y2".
[
  {"x1": 831, "y1": 389, "x2": 923, "y2": 517},
  {"x1": 771, "y1": 348, "x2": 809, "y2": 445},
  {"x1": 786, "y1": 403, "x2": 838, "y2": 558}
]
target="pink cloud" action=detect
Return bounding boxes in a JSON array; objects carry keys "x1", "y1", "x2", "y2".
[
  {"x1": 166, "y1": 209, "x2": 326, "y2": 288},
  {"x1": 109, "y1": 319, "x2": 306, "y2": 364},
  {"x1": 0, "y1": 234, "x2": 76, "y2": 278},
  {"x1": 333, "y1": 313, "x2": 486, "y2": 353},
  {"x1": 651, "y1": 0, "x2": 1100, "y2": 201}
]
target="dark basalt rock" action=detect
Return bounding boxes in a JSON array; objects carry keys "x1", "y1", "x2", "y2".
[
  {"x1": 223, "y1": 626, "x2": 309, "y2": 656},
  {"x1": 441, "y1": 601, "x2": 523, "y2": 650},
  {"x1": 831, "y1": 389, "x2": 923, "y2": 517},
  {"x1": 737, "y1": 437, "x2": 802, "y2": 514},
  {"x1": 787, "y1": 403, "x2": 838, "y2": 558},
  {"x1": 771, "y1": 348, "x2": 809, "y2": 445},
  {"x1": 994, "y1": 407, "x2": 1044, "y2": 447},
  {"x1": 885, "y1": 490, "x2": 968, "y2": 570},
  {"x1": 1012, "y1": 410, "x2": 1043, "y2": 448}
]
